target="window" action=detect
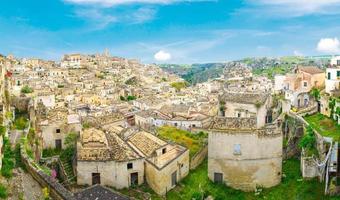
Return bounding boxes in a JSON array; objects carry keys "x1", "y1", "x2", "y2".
[
  {"x1": 162, "y1": 148, "x2": 167, "y2": 154},
  {"x1": 127, "y1": 163, "x2": 133, "y2": 169},
  {"x1": 237, "y1": 113, "x2": 241, "y2": 118},
  {"x1": 303, "y1": 82, "x2": 307, "y2": 87},
  {"x1": 192, "y1": 124, "x2": 196, "y2": 128},
  {"x1": 56, "y1": 128, "x2": 61, "y2": 133},
  {"x1": 328, "y1": 72, "x2": 331, "y2": 80},
  {"x1": 337, "y1": 60, "x2": 340, "y2": 66},
  {"x1": 174, "y1": 123, "x2": 178, "y2": 127},
  {"x1": 233, "y1": 144, "x2": 241, "y2": 155},
  {"x1": 337, "y1": 71, "x2": 340, "y2": 77}
]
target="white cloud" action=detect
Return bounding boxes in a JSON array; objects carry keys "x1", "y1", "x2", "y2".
[
  {"x1": 131, "y1": 7, "x2": 156, "y2": 24},
  {"x1": 154, "y1": 50, "x2": 171, "y2": 61},
  {"x1": 64, "y1": 0, "x2": 209, "y2": 7},
  {"x1": 246, "y1": 0, "x2": 340, "y2": 16},
  {"x1": 293, "y1": 50, "x2": 303, "y2": 56},
  {"x1": 74, "y1": 8, "x2": 117, "y2": 29},
  {"x1": 316, "y1": 38, "x2": 340, "y2": 54}
]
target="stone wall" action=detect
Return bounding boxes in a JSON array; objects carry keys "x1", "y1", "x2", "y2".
[
  {"x1": 190, "y1": 145, "x2": 208, "y2": 170},
  {"x1": 210, "y1": 117, "x2": 257, "y2": 130},
  {"x1": 20, "y1": 142, "x2": 75, "y2": 200}
]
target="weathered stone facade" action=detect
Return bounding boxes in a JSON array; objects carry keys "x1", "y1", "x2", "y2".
[
  {"x1": 77, "y1": 159, "x2": 145, "y2": 189},
  {"x1": 145, "y1": 150, "x2": 190, "y2": 195},
  {"x1": 208, "y1": 128, "x2": 282, "y2": 191}
]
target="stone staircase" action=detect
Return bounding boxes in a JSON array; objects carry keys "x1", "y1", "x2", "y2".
[{"x1": 59, "y1": 156, "x2": 76, "y2": 186}]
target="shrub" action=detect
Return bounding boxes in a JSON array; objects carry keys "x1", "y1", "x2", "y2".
[
  {"x1": 0, "y1": 126, "x2": 6, "y2": 136},
  {"x1": 21, "y1": 85, "x2": 33, "y2": 94},
  {"x1": 82, "y1": 122, "x2": 91, "y2": 129},
  {"x1": 299, "y1": 126, "x2": 317, "y2": 156},
  {"x1": 14, "y1": 117, "x2": 28, "y2": 130},
  {"x1": 127, "y1": 95, "x2": 137, "y2": 101},
  {"x1": 42, "y1": 187, "x2": 50, "y2": 200},
  {"x1": 0, "y1": 184, "x2": 8, "y2": 199}
]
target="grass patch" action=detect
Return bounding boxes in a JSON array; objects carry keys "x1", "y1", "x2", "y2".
[
  {"x1": 42, "y1": 148, "x2": 62, "y2": 158},
  {"x1": 304, "y1": 113, "x2": 340, "y2": 141},
  {"x1": 1, "y1": 138, "x2": 15, "y2": 179},
  {"x1": 166, "y1": 159, "x2": 330, "y2": 200},
  {"x1": 157, "y1": 126, "x2": 207, "y2": 157},
  {"x1": 170, "y1": 81, "x2": 189, "y2": 91}
]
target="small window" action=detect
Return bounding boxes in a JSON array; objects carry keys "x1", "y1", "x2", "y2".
[
  {"x1": 303, "y1": 82, "x2": 307, "y2": 87},
  {"x1": 237, "y1": 113, "x2": 241, "y2": 118},
  {"x1": 127, "y1": 163, "x2": 133, "y2": 169},
  {"x1": 174, "y1": 123, "x2": 178, "y2": 127},
  {"x1": 233, "y1": 144, "x2": 241, "y2": 155},
  {"x1": 328, "y1": 72, "x2": 331, "y2": 80},
  {"x1": 56, "y1": 128, "x2": 61, "y2": 133},
  {"x1": 337, "y1": 71, "x2": 340, "y2": 77},
  {"x1": 192, "y1": 124, "x2": 196, "y2": 128},
  {"x1": 162, "y1": 148, "x2": 167, "y2": 154}
]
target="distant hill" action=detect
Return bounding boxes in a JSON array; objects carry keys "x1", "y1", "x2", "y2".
[
  {"x1": 160, "y1": 56, "x2": 330, "y2": 85},
  {"x1": 160, "y1": 63, "x2": 225, "y2": 85}
]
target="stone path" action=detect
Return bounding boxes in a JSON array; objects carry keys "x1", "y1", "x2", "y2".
[
  {"x1": 4, "y1": 168, "x2": 43, "y2": 200},
  {"x1": 9, "y1": 129, "x2": 23, "y2": 148}
]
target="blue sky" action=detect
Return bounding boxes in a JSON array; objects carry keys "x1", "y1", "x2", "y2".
[{"x1": 1, "y1": 0, "x2": 340, "y2": 63}]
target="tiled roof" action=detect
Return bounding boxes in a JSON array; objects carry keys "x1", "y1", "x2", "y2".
[
  {"x1": 299, "y1": 66, "x2": 324, "y2": 74},
  {"x1": 220, "y1": 92, "x2": 269, "y2": 105},
  {"x1": 127, "y1": 131, "x2": 166, "y2": 157},
  {"x1": 77, "y1": 128, "x2": 141, "y2": 161},
  {"x1": 75, "y1": 185, "x2": 129, "y2": 200}
]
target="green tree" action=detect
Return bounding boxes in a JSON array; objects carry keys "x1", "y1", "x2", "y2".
[
  {"x1": 329, "y1": 98, "x2": 336, "y2": 117},
  {"x1": 310, "y1": 87, "x2": 320, "y2": 101}
]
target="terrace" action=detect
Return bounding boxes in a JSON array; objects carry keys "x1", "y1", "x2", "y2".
[{"x1": 304, "y1": 113, "x2": 340, "y2": 141}]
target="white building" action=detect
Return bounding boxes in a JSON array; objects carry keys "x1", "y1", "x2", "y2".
[
  {"x1": 325, "y1": 67, "x2": 340, "y2": 95},
  {"x1": 330, "y1": 56, "x2": 340, "y2": 66}
]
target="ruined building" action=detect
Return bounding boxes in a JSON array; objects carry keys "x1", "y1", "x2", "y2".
[{"x1": 207, "y1": 91, "x2": 283, "y2": 191}]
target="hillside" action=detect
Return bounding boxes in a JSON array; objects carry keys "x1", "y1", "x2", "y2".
[{"x1": 160, "y1": 56, "x2": 330, "y2": 85}]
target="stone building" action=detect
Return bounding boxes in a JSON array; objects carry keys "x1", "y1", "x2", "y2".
[
  {"x1": 275, "y1": 66, "x2": 325, "y2": 109},
  {"x1": 208, "y1": 92, "x2": 282, "y2": 191},
  {"x1": 38, "y1": 107, "x2": 82, "y2": 149},
  {"x1": 77, "y1": 128, "x2": 145, "y2": 188},
  {"x1": 127, "y1": 131, "x2": 190, "y2": 195}
]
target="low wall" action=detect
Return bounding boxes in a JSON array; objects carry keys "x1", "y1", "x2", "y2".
[
  {"x1": 301, "y1": 155, "x2": 318, "y2": 178},
  {"x1": 190, "y1": 145, "x2": 208, "y2": 170},
  {"x1": 20, "y1": 142, "x2": 75, "y2": 200},
  {"x1": 296, "y1": 105, "x2": 318, "y2": 117}
]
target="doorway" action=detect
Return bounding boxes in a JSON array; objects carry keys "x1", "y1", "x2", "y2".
[
  {"x1": 130, "y1": 172, "x2": 138, "y2": 186},
  {"x1": 55, "y1": 139, "x2": 62, "y2": 150},
  {"x1": 171, "y1": 171, "x2": 177, "y2": 186},
  {"x1": 92, "y1": 173, "x2": 101, "y2": 185},
  {"x1": 214, "y1": 173, "x2": 223, "y2": 183}
]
